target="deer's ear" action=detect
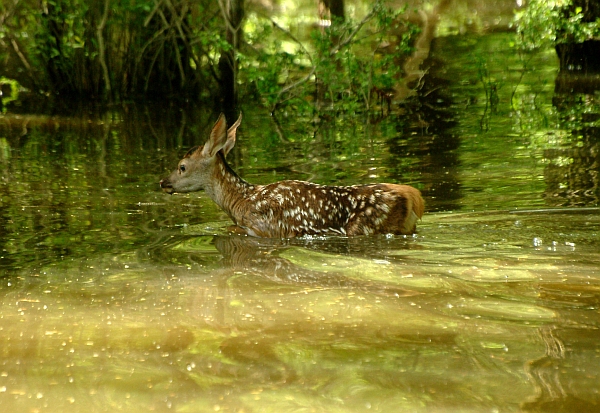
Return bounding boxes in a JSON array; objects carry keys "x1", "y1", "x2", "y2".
[
  {"x1": 202, "y1": 113, "x2": 228, "y2": 157},
  {"x1": 223, "y1": 113, "x2": 242, "y2": 157}
]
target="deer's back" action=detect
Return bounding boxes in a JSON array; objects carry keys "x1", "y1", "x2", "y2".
[{"x1": 235, "y1": 180, "x2": 423, "y2": 238}]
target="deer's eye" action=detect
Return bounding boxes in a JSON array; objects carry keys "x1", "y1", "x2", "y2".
[{"x1": 179, "y1": 164, "x2": 186, "y2": 173}]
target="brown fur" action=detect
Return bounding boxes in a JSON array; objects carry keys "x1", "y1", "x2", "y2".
[{"x1": 160, "y1": 114, "x2": 424, "y2": 238}]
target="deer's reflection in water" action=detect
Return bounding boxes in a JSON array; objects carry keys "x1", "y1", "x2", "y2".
[
  {"x1": 193, "y1": 234, "x2": 422, "y2": 372},
  {"x1": 211, "y1": 234, "x2": 418, "y2": 297}
]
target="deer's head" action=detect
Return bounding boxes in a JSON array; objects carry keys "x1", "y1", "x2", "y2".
[{"x1": 160, "y1": 113, "x2": 242, "y2": 194}]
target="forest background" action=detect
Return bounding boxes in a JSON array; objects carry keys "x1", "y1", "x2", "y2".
[{"x1": 1, "y1": 0, "x2": 600, "y2": 117}]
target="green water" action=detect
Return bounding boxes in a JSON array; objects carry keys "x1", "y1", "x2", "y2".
[{"x1": 1, "y1": 33, "x2": 599, "y2": 412}]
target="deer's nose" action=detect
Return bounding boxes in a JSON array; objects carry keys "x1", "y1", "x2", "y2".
[{"x1": 160, "y1": 179, "x2": 174, "y2": 193}]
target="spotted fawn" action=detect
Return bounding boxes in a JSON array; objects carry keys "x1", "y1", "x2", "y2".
[{"x1": 160, "y1": 114, "x2": 424, "y2": 238}]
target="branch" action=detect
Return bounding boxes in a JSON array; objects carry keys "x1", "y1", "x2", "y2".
[
  {"x1": 218, "y1": 0, "x2": 244, "y2": 33},
  {"x1": 164, "y1": 0, "x2": 189, "y2": 42},
  {"x1": 144, "y1": 0, "x2": 163, "y2": 27},
  {"x1": 164, "y1": 0, "x2": 191, "y2": 87},
  {"x1": 270, "y1": 5, "x2": 378, "y2": 111},
  {"x1": 271, "y1": 19, "x2": 313, "y2": 65},
  {"x1": 9, "y1": 37, "x2": 40, "y2": 88},
  {"x1": 97, "y1": 0, "x2": 112, "y2": 97},
  {"x1": 271, "y1": 65, "x2": 316, "y2": 112},
  {"x1": 330, "y1": 7, "x2": 377, "y2": 55}
]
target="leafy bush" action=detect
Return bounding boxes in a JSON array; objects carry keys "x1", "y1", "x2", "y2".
[
  {"x1": 515, "y1": 0, "x2": 600, "y2": 50},
  {"x1": 0, "y1": 0, "x2": 226, "y2": 99},
  {"x1": 1, "y1": 0, "x2": 417, "y2": 113},
  {"x1": 241, "y1": 1, "x2": 419, "y2": 115}
]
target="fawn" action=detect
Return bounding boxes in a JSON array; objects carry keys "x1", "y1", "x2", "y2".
[{"x1": 160, "y1": 114, "x2": 424, "y2": 238}]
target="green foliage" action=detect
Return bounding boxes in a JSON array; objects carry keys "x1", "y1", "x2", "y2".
[
  {"x1": 0, "y1": 77, "x2": 20, "y2": 112},
  {"x1": 241, "y1": 1, "x2": 419, "y2": 115},
  {"x1": 33, "y1": 0, "x2": 91, "y2": 93},
  {"x1": 1, "y1": 0, "x2": 418, "y2": 111},
  {"x1": 0, "y1": 0, "x2": 225, "y2": 99},
  {"x1": 240, "y1": 20, "x2": 304, "y2": 109},
  {"x1": 515, "y1": 0, "x2": 600, "y2": 50}
]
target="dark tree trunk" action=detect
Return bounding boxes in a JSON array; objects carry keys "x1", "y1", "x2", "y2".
[
  {"x1": 40, "y1": 1, "x2": 69, "y2": 94},
  {"x1": 319, "y1": 0, "x2": 345, "y2": 22},
  {"x1": 218, "y1": 0, "x2": 244, "y2": 117}
]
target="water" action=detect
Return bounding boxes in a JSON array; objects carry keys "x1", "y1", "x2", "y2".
[{"x1": 1, "y1": 33, "x2": 599, "y2": 412}]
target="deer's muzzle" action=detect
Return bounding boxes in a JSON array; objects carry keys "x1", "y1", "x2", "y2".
[{"x1": 159, "y1": 179, "x2": 175, "y2": 194}]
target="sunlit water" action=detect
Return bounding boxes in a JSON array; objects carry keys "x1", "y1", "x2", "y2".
[{"x1": 1, "y1": 33, "x2": 599, "y2": 413}]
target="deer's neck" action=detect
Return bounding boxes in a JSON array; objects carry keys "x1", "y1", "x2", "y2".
[{"x1": 206, "y1": 153, "x2": 255, "y2": 222}]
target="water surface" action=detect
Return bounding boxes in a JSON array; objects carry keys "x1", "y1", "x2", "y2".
[{"x1": 1, "y1": 32, "x2": 599, "y2": 412}]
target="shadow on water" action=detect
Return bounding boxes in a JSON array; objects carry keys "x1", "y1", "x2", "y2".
[
  {"x1": 547, "y1": 93, "x2": 600, "y2": 207},
  {"x1": 394, "y1": 55, "x2": 462, "y2": 212}
]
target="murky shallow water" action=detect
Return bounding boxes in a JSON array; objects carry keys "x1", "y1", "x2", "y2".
[
  {"x1": 1, "y1": 211, "x2": 598, "y2": 412},
  {"x1": 1, "y1": 32, "x2": 600, "y2": 412}
]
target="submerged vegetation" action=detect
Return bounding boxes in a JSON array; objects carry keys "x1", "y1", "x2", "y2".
[{"x1": 0, "y1": 0, "x2": 418, "y2": 114}]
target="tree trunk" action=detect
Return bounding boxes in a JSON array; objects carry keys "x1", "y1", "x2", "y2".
[
  {"x1": 218, "y1": 0, "x2": 244, "y2": 116},
  {"x1": 318, "y1": 0, "x2": 345, "y2": 22}
]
